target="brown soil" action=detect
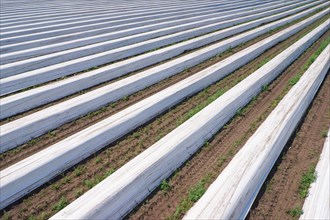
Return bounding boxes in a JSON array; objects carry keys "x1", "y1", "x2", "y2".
[
  {"x1": 1, "y1": 16, "x2": 328, "y2": 220},
  {"x1": 127, "y1": 32, "x2": 330, "y2": 220},
  {"x1": 247, "y1": 74, "x2": 330, "y2": 219},
  {"x1": 2, "y1": 13, "x2": 327, "y2": 169}
]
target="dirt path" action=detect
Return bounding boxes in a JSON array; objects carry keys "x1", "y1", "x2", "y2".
[
  {"x1": 1, "y1": 16, "x2": 328, "y2": 220},
  {"x1": 248, "y1": 74, "x2": 330, "y2": 220},
  {"x1": 128, "y1": 32, "x2": 330, "y2": 220}
]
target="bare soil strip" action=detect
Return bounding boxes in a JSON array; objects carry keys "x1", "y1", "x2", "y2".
[
  {"x1": 247, "y1": 70, "x2": 330, "y2": 219},
  {"x1": 1, "y1": 20, "x2": 328, "y2": 220},
  {"x1": 1, "y1": 13, "x2": 328, "y2": 169},
  {"x1": 127, "y1": 31, "x2": 330, "y2": 220}
]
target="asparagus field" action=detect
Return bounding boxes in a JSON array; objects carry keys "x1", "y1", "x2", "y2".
[{"x1": 0, "y1": 0, "x2": 329, "y2": 219}]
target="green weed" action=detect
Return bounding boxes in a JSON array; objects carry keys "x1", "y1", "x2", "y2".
[
  {"x1": 257, "y1": 57, "x2": 270, "y2": 69},
  {"x1": 73, "y1": 165, "x2": 85, "y2": 177},
  {"x1": 52, "y1": 196, "x2": 68, "y2": 212},
  {"x1": 286, "y1": 207, "x2": 303, "y2": 217},
  {"x1": 168, "y1": 174, "x2": 212, "y2": 220},
  {"x1": 321, "y1": 129, "x2": 328, "y2": 138},
  {"x1": 288, "y1": 74, "x2": 302, "y2": 86},
  {"x1": 160, "y1": 179, "x2": 171, "y2": 192},
  {"x1": 299, "y1": 166, "x2": 316, "y2": 198}
]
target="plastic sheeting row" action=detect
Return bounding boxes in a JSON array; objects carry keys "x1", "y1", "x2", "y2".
[
  {"x1": 1, "y1": 7, "x2": 328, "y2": 152},
  {"x1": 184, "y1": 42, "x2": 330, "y2": 220},
  {"x1": 1, "y1": 1, "x2": 326, "y2": 119},
  {"x1": 2, "y1": 15, "x2": 328, "y2": 211},
  {"x1": 51, "y1": 19, "x2": 330, "y2": 220}
]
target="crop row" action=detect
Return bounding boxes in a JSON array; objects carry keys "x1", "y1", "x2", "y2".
[{"x1": 0, "y1": 0, "x2": 329, "y2": 219}]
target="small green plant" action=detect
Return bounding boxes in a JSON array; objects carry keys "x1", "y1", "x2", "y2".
[
  {"x1": 233, "y1": 138, "x2": 243, "y2": 148},
  {"x1": 51, "y1": 183, "x2": 60, "y2": 191},
  {"x1": 175, "y1": 87, "x2": 225, "y2": 126},
  {"x1": 75, "y1": 189, "x2": 84, "y2": 198},
  {"x1": 104, "y1": 168, "x2": 115, "y2": 177},
  {"x1": 83, "y1": 168, "x2": 114, "y2": 189},
  {"x1": 73, "y1": 165, "x2": 85, "y2": 177},
  {"x1": 86, "y1": 106, "x2": 107, "y2": 118},
  {"x1": 169, "y1": 174, "x2": 212, "y2": 220},
  {"x1": 188, "y1": 182, "x2": 206, "y2": 202},
  {"x1": 184, "y1": 67, "x2": 190, "y2": 72},
  {"x1": 217, "y1": 155, "x2": 227, "y2": 168},
  {"x1": 288, "y1": 74, "x2": 302, "y2": 86},
  {"x1": 110, "y1": 102, "x2": 117, "y2": 108},
  {"x1": 299, "y1": 166, "x2": 316, "y2": 198},
  {"x1": 48, "y1": 130, "x2": 56, "y2": 137},
  {"x1": 169, "y1": 198, "x2": 191, "y2": 220},
  {"x1": 27, "y1": 138, "x2": 37, "y2": 146},
  {"x1": 52, "y1": 196, "x2": 68, "y2": 212},
  {"x1": 160, "y1": 179, "x2": 171, "y2": 192},
  {"x1": 217, "y1": 52, "x2": 223, "y2": 58},
  {"x1": 236, "y1": 108, "x2": 244, "y2": 117},
  {"x1": 38, "y1": 212, "x2": 48, "y2": 220},
  {"x1": 154, "y1": 131, "x2": 166, "y2": 141},
  {"x1": 84, "y1": 179, "x2": 96, "y2": 189},
  {"x1": 1, "y1": 211, "x2": 10, "y2": 220},
  {"x1": 265, "y1": 179, "x2": 274, "y2": 192},
  {"x1": 321, "y1": 129, "x2": 328, "y2": 138},
  {"x1": 250, "y1": 122, "x2": 257, "y2": 130},
  {"x1": 28, "y1": 215, "x2": 36, "y2": 220},
  {"x1": 257, "y1": 58, "x2": 270, "y2": 69},
  {"x1": 138, "y1": 140, "x2": 145, "y2": 148},
  {"x1": 308, "y1": 148, "x2": 317, "y2": 158},
  {"x1": 62, "y1": 176, "x2": 71, "y2": 184},
  {"x1": 286, "y1": 207, "x2": 303, "y2": 217},
  {"x1": 95, "y1": 156, "x2": 102, "y2": 164},
  {"x1": 261, "y1": 84, "x2": 269, "y2": 92},
  {"x1": 226, "y1": 46, "x2": 232, "y2": 53},
  {"x1": 133, "y1": 132, "x2": 140, "y2": 139},
  {"x1": 227, "y1": 149, "x2": 235, "y2": 156}
]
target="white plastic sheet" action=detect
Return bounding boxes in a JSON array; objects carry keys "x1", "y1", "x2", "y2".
[
  {"x1": 0, "y1": 0, "x2": 312, "y2": 94},
  {"x1": 184, "y1": 41, "x2": 330, "y2": 220},
  {"x1": 1, "y1": 9, "x2": 327, "y2": 153},
  {"x1": 300, "y1": 129, "x2": 330, "y2": 220},
  {"x1": 1, "y1": 1, "x2": 326, "y2": 119},
  {"x1": 2, "y1": 12, "x2": 328, "y2": 211},
  {"x1": 51, "y1": 19, "x2": 330, "y2": 220}
]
